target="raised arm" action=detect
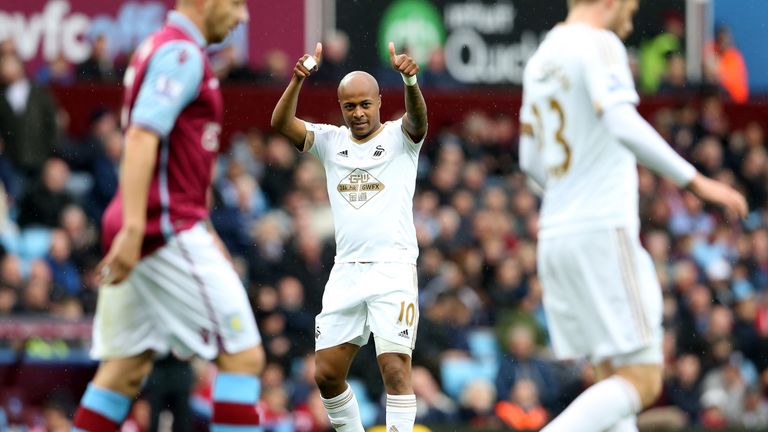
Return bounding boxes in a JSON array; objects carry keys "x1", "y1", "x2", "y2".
[
  {"x1": 389, "y1": 42, "x2": 427, "y2": 143},
  {"x1": 271, "y1": 43, "x2": 322, "y2": 152}
]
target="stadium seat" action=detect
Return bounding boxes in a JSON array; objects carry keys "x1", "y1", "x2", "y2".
[
  {"x1": 467, "y1": 328, "x2": 500, "y2": 360},
  {"x1": 348, "y1": 378, "x2": 377, "y2": 427},
  {"x1": 440, "y1": 357, "x2": 494, "y2": 399},
  {"x1": 0, "y1": 228, "x2": 20, "y2": 256},
  {"x1": 18, "y1": 227, "x2": 51, "y2": 261}
]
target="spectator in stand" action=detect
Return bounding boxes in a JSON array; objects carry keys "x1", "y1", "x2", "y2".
[
  {"x1": 293, "y1": 388, "x2": 332, "y2": 432},
  {"x1": 411, "y1": 366, "x2": 458, "y2": 425},
  {"x1": 0, "y1": 137, "x2": 19, "y2": 205},
  {"x1": 212, "y1": 43, "x2": 257, "y2": 82},
  {"x1": 0, "y1": 284, "x2": 18, "y2": 315},
  {"x1": 20, "y1": 276, "x2": 51, "y2": 315},
  {"x1": 44, "y1": 229, "x2": 81, "y2": 297},
  {"x1": 36, "y1": 54, "x2": 75, "y2": 86},
  {"x1": 495, "y1": 324, "x2": 559, "y2": 412},
  {"x1": 16, "y1": 158, "x2": 74, "y2": 228},
  {"x1": 658, "y1": 52, "x2": 689, "y2": 94},
  {"x1": 84, "y1": 126, "x2": 120, "y2": 221},
  {"x1": 458, "y1": 379, "x2": 501, "y2": 429},
  {"x1": 639, "y1": 10, "x2": 684, "y2": 93},
  {"x1": 705, "y1": 25, "x2": 749, "y2": 104},
  {"x1": 741, "y1": 385, "x2": 768, "y2": 429},
  {"x1": 277, "y1": 276, "x2": 315, "y2": 357},
  {"x1": 60, "y1": 204, "x2": 100, "y2": 271},
  {"x1": 495, "y1": 378, "x2": 548, "y2": 431},
  {"x1": 28, "y1": 397, "x2": 73, "y2": 432},
  {"x1": 255, "y1": 49, "x2": 292, "y2": 85},
  {"x1": 0, "y1": 53, "x2": 57, "y2": 181},
  {"x1": 311, "y1": 31, "x2": 349, "y2": 84},
  {"x1": 420, "y1": 48, "x2": 463, "y2": 90},
  {"x1": 665, "y1": 353, "x2": 703, "y2": 425},
  {"x1": 76, "y1": 34, "x2": 117, "y2": 82}
]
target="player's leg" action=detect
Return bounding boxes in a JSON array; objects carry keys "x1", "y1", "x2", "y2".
[
  {"x1": 212, "y1": 345, "x2": 266, "y2": 432},
  {"x1": 544, "y1": 352, "x2": 662, "y2": 432},
  {"x1": 315, "y1": 343, "x2": 365, "y2": 432},
  {"x1": 158, "y1": 224, "x2": 266, "y2": 432},
  {"x1": 376, "y1": 342, "x2": 418, "y2": 432},
  {"x1": 594, "y1": 361, "x2": 638, "y2": 432},
  {"x1": 368, "y1": 263, "x2": 419, "y2": 432},
  {"x1": 539, "y1": 229, "x2": 663, "y2": 432},
  {"x1": 73, "y1": 353, "x2": 155, "y2": 431},
  {"x1": 74, "y1": 268, "x2": 162, "y2": 432},
  {"x1": 314, "y1": 263, "x2": 370, "y2": 432}
]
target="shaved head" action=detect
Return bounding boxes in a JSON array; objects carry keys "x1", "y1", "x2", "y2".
[{"x1": 338, "y1": 71, "x2": 379, "y2": 98}]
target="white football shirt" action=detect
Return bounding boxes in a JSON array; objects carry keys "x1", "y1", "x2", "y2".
[
  {"x1": 521, "y1": 23, "x2": 641, "y2": 238},
  {"x1": 305, "y1": 118, "x2": 422, "y2": 264}
]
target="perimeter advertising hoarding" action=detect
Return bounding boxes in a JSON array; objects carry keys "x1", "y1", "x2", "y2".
[
  {"x1": 0, "y1": 0, "x2": 305, "y2": 71},
  {"x1": 337, "y1": 0, "x2": 684, "y2": 85}
]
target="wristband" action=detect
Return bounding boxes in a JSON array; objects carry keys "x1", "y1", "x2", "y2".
[
  {"x1": 302, "y1": 56, "x2": 317, "y2": 71},
  {"x1": 401, "y1": 73, "x2": 417, "y2": 86}
]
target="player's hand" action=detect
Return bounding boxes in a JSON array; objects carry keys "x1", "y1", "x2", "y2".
[
  {"x1": 97, "y1": 226, "x2": 143, "y2": 285},
  {"x1": 688, "y1": 173, "x2": 749, "y2": 221},
  {"x1": 389, "y1": 42, "x2": 419, "y2": 77},
  {"x1": 294, "y1": 42, "x2": 322, "y2": 80}
]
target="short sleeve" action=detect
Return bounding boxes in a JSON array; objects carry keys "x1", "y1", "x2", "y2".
[
  {"x1": 131, "y1": 40, "x2": 204, "y2": 136},
  {"x1": 304, "y1": 122, "x2": 342, "y2": 161},
  {"x1": 583, "y1": 32, "x2": 639, "y2": 114},
  {"x1": 394, "y1": 118, "x2": 425, "y2": 159}
]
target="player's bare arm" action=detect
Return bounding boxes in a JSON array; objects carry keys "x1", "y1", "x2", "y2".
[
  {"x1": 97, "y1": 125, "x2": 160, "y2": 284},
  {"x1": 271, "y1": 42, "x2": 323, "y2": 152},
  {"x1": 389, "y1": 42, "x2": 427, "y2": 142}
]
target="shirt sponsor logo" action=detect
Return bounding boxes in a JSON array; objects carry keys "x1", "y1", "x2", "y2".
[{"x1": 336, "y1": 168, "x2": 385, "y2": 209}]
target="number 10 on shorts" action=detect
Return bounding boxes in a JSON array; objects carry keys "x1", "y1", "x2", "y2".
[{"x1": 398, "y1": 301, "x2": 416, "y2": 326}]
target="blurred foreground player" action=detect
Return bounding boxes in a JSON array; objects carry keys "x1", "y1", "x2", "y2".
[
  {"x1": 271, "y1": 42, "x2": 427, "y2": 432},
  {"x1": 73, "y1": 1, "x2": 265, "y2": 431},
  {"x1": 519, "y1": 0, "x2": 748, "y2": 431}
]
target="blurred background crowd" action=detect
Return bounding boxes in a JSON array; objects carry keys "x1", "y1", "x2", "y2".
[{"x1": 0, "y1": 4, "x2": 766, "y2": 431}]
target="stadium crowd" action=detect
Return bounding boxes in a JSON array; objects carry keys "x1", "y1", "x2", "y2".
[{"x1": 0, "y1": 31, "x2": 767, "y2": 431}]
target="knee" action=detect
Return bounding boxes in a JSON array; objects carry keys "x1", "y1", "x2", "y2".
[
  {"x1": 314, "y1": 362, "x2": 345, "y2": 390},
  {"x1": 93, "y1": 356, "x2": 153, "y2": 396},
  {"x1": 125, "y1": 361, "x2": 153, "y2": 394},
  {"x1": 618, "y1": 366, "x2": 663, "y2": 409},
  {"x1": 217, "y1": 345, "x2": 265, "y2": 376},
  {"x1": 379, "y1": 355, "x2": 410, "y2": 393}
]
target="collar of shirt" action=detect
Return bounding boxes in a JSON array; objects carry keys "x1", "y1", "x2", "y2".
[
  {"x1": 167, "y1": 11, "x2": 207, "y2": 47},
  {"x1": 6, "y1": 79, "x2": 30, "y2": 115}
]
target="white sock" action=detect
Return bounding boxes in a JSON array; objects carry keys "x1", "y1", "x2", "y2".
[
  {"x1": 386, "y1": 394, "x2": 417, "y2": 432},
  {"x1": 606, "y1": 415, "x2": 638, "y2": 432},
  {"x1": 321, "y1": 384, "x2": 365, "y2": 432},
  {"x1": 542, "y1": 376, "x2": 641, "y2": 432}
]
